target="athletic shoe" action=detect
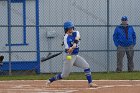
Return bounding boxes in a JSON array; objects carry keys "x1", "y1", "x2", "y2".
[
  {"x1": 46, "y1": 80, "x2": 51, "y2": 87},
  {"x1": 88, "y1": 82, "x2": 98, "y2": 88}
]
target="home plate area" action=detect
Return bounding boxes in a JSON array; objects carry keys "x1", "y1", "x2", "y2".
[{"x1": 0, "y1": 80, "x2": 140, "y2": 93}]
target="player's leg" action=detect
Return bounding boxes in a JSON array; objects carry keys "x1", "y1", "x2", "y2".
[
  {"x1": 61, "y1": 54, "x2": 76, "y2": 78},
  {"x1": 116, "y1": 46, "x2": 125, "y2": 72},
  {"x1": 73, "y1": 55, "x2": 91, "y2": 84},
  {"x1": 73, "y1": 55, "x2": 97, "y2": 87},
  {"x1": 47, "y1": 54, "x2": 76, "y2": 86},
  {"x1": 126, "y1": 45, "x2": 134, "y2": 72}
]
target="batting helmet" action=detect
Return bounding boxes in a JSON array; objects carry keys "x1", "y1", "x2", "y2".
[{"x1": 64, "y1": 21, "x2": 74, "y2": 32}]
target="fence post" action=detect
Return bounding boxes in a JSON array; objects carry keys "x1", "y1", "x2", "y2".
[
  {"x1": 107, "y1": 0, "x2": 110, "y2": 73},
  {"x1": 7, "y1": 0, "x2": 12, "y2": 75},
  {"x1": 36, "y1": 0, "x2": 40, "y2": 74}
]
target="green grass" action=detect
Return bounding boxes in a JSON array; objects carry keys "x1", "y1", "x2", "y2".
[
  {"x1": 68, "y1": 72, "x2": 140, "y2": 80},
  {"x1": 0, "y1": 72, "x2": 140, "y2": 80}
]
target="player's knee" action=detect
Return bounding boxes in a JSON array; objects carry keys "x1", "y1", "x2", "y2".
[{"x1": 83, "y1": 64, "x2": 90, "y2": 69}]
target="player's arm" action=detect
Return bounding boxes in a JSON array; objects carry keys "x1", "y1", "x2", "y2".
[
  {"x1": 67, "y1": 31, "x2": 80, "y2": 54},
  {"x1": 64, "y1": 37, "x2": 73, "y2": 54},
  {"x1": 63, "y1": 35, "x2": 73, "y2": 54},
  {"x1": 71, "y1": 31, "x2": 80, "y2": 49},
  {"x1": 64, "y1": 35, "x2": 69, "y2": 49}
]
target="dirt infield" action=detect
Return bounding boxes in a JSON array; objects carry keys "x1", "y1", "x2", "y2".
[{"x1": 0, "y1": 80, "x2": 140, "y2": 93}]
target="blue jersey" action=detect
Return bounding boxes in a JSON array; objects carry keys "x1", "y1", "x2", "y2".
[{"x1": 64, "y1": 31, "x2": 80, "y2": 55}]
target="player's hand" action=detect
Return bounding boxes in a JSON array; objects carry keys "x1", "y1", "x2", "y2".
[
  {"x1": 67, "y1": 47, "x2": 74, "y2": 54},
  {"x1": 72, "y1": 43, "x2": 77, "y2": 49}
]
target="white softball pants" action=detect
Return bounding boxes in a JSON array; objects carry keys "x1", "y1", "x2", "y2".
[{"x1": 61, "y1": 53, "x2": 90, "y2": 78}]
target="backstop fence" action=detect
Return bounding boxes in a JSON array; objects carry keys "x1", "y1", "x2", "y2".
[{"x1": 0, "y1": 0, "x2": 140, "y2": 75}]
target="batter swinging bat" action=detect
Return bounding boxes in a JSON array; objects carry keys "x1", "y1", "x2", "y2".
[{"x1": 41, "y1": 52, "x2": 62, "y2": 62}]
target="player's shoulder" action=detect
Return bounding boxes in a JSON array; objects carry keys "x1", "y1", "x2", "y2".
[
  {"x1": 64, "y1": 34, "x2": 69, "y2": 40},
  {"x1": 73, "y1": 30, "x2": 79, "y2": 33},
  {"x1": 64, "y1": 34, "x2": 68, "y2": 37},
  {"x1": 72, "y1": 30, "x2": 79, "y2": 35}
]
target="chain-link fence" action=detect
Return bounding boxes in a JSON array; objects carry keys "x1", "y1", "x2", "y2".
[
  {"x1": 0, "y1": 0, "x2": 40, "y2": 75},
  {"x1": 0, "y1": 0, "x2": 140, "y2": 75}
]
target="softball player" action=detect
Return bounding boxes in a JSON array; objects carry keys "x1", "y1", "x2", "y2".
[{"x1": 47, "y1": 21, "x2": 97, "y2": 87}]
